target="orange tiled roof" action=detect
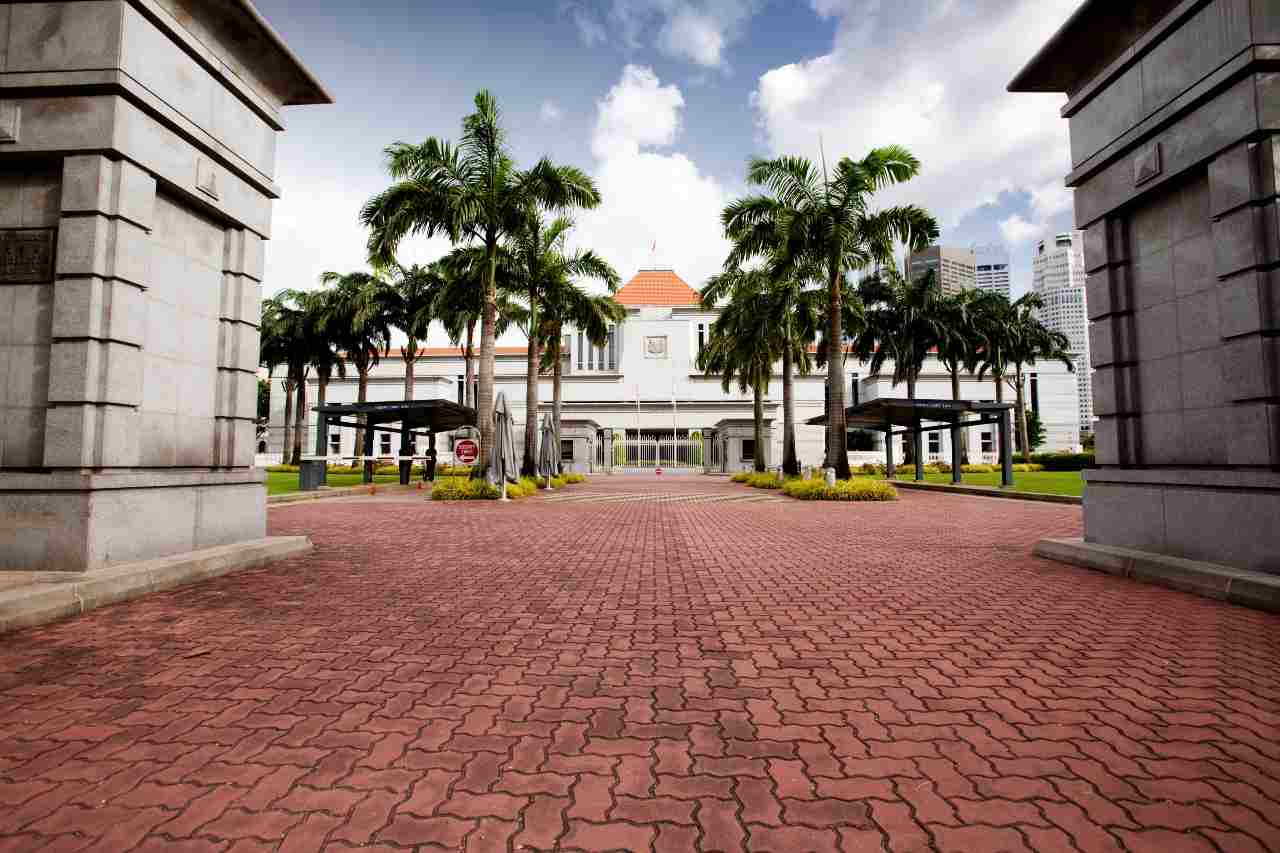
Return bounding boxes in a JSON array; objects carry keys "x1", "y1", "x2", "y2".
[
  {"x1": 415, "y1": 346, "x2": 527, "y2": 357},
  {"x1": 615, "y1": 269, "x2": 703, "y2": 307}
]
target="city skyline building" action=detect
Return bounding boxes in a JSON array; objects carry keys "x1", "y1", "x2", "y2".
[
  {"x1": 1031, "y1": 231, "x2": 1092, "y2": 435},
  {"x1": 906, "y1": 245, "x2": 977, "y2": 295},
  {"x1": 973, "y1": 243, "x2": 1012, "y2": 297}
]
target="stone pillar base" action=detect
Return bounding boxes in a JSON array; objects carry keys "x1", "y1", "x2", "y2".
[
  {"x1": 1083, "y1": 469, "x2": 1280, "y2": 575},
  {"x1": 0, "y1": 470, "x2": 266, "y2": 573}
]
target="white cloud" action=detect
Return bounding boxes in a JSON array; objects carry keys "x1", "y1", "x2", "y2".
[
  {"x1": 574, "y1": 65, "x2": 731, "y2": 290},
  {"x1": 751, "y1": 0, "x2": 1077, "y2": 238},
  {"x1": 539, "y1": 100, "x2": 564, "y2": 123},
  {"x1": 591, "y1": 65, "x2": 684, "y2": 158},
  {"x1": 564, "y1": 0, "x2": 757, "y2": 68},
  {"x1": 999, "y1": 214, "x2": 1043, "y2": 245}
]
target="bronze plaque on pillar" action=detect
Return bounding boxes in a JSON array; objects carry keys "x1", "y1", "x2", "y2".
[{"x1": 0, "y1": 228, "x2": 55, "y2": 283}]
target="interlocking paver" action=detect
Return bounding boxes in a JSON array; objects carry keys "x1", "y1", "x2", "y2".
[{"x1": 1, "y1": 475, "x2": 1278, "y2": 851}]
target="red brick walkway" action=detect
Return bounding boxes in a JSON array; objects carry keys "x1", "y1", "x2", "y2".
[{"x1": 2, "y1": 475, "x2": 1278, "y2": 852}]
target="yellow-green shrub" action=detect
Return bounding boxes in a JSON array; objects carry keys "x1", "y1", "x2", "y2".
[
  {"x1": 962, "y1": 463, "x2": 995, "y2": 473},
  {"x1": 438, "y1": 464, "x2": 473, "y2": 477},
  {"x1": 431, "y1": 477, "x2": 499, "y2": 500},
  {"x1": 730, "y1": 471, "x2": 751, "y2": 483},
  {"x1": 562, "y1": 472, "x2": 586, "y2": 484},
  {"x1": 782, "y1": 478, "x2": 897, "y2": 502},
  {"x1": 266, "y1": 464, "x2": 299, "y2": 473},
  {"x1": 744, "y1": 472, "x2": 783, "y2": 489}
]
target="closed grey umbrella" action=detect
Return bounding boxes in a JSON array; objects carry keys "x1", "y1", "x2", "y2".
[
  {"x1": 488, "y1": 392, "x2": 519, "y2": 498},
  {"x1": 538, "y1": 414, "x2": 557, "y2": 488}
]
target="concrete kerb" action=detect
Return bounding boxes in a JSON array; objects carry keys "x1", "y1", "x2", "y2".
[
  {"x1": 267, "y1": 483, "x2": 426, "y2": 504},
  {"x1": 1035, "y1": 537, "x2": 1280, "y2": 614},
  {"x1": 0, "y1": 536, "x2": 313, "y2": 634},
  {"x1": 890, "y1": 479, "x2": 1082, "y2": 505}
]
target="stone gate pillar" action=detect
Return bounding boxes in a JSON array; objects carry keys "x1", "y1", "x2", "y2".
[
  {"x1": 0, "y1": 1, "x2": 330, "y2": 571},
  {"x1": 1011, "y1": 0, "x2": 1280, "y2": 574}
]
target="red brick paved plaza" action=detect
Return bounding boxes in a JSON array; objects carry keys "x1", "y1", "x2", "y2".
[{"x1": 1, "y1": 476, "x2": 1278, "y2": 852}]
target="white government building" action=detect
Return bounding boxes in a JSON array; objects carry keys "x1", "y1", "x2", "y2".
[{"x1": 265, "y1": 269, "x2": 1082, "y2": 472}]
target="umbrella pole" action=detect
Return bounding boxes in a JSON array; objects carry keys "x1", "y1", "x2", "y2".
[{"x1": 501, "y1": 479, "x2": 509, "y2": 502}]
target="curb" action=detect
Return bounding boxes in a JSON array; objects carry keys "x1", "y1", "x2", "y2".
[
  {"x1": 0, "y1": 536, "x2": 313, "y2": 635},
  {"x1": 1034, "y1": 537, "x2": 1280, "y2": 613},
  {"x1": 268, "y1": 483, "x2": 426, "y2": 504},
  {"x1": 891, "y1": 480, "x2": 1082, "y2": 505}
]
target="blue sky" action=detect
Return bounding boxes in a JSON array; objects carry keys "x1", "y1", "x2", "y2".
[{"x1": 254, "y1": 0, "x2": 1080, "y2": 306}]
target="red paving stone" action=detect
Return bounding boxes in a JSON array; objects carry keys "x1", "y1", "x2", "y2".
[{"x1": 2, "y1": 474, "x2": 1279, "y2": 852}]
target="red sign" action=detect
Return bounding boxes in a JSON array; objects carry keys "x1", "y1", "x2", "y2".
[{"x1": 454, "y1": 439, "x2": 479, "y2": 465}]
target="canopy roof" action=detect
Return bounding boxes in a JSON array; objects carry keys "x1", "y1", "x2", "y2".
[
  {"x1": 805, "y1": 398, "x2": 1013, "y2": 432},
  {"x1": 314, "y1": 399, "x2": 476, "y2": 433}
]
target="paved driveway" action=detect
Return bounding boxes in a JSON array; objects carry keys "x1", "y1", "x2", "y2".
[{"x1": 1, "y1": 476, "x2": 1277, "y2": 852}]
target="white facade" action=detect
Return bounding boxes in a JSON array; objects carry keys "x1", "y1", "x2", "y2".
[
  {"x1": 973, "y1": 243, "x2": 1012, "y2": 297},
  {"x1": 265, "y1": 270, "x2": 1082, "y2": 468},
  {"x1": 1032, "y1": 232, "x2": 1093, "y2": 435}
]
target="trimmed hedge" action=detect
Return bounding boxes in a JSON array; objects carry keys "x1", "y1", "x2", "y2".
[
  {"x1": 783, "y1": 478, "x2": 898, "y2": 502},
  {"x1": 431, "y1": 477, "x2": 500, "y2": 500},
  {"x1": 1031, "y1": 452, "x2": 1095, "y2": 471}
]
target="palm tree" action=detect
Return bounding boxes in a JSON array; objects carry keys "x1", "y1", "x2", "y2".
[
  {"x1": 701, "y1": 267, "x2": 817, "y2": 477},
  {"x1": 318, "y1": 271, "x2": 392, "y2": 460},
  {"x1": 723, "y1": 148, "x2": 938, "y2": 478},
  {"x1": 508, "y1": 211, "x2": 620, "y2": 475},
  {"x1": 259, "y1": 295, "x2": 296, "y2": 462},
  {"x1": 261, "y1": 292, "x2": 315, "y2": 465},
  {"x1": 361, "y1": 91, "x2": 602, "y2": 474},
  {"x1": 381, "y1": 262, "x2": 445, "y2": 402},
  {"x1": 1002, "y1": 294, "x2": 1075, "y2": 462},
  {"x1": 698, "y1": 282, "x2": 776, "y2": 473},
  {"x1": 293, "y1": 288, "x2": 346, "y2": 459},
  {"x1": 935, "y1": 287, "x2": 999, "y2": 464},
  {"x1": 539, "y1": 283, "x2": 625, "y2": 442},
  {"x1": 433, "y1": 247, "x2": 521, "y2": 411}
]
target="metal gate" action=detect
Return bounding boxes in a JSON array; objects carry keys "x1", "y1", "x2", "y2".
[{"x1": 618, "y1": 437, "x2": 703, "y2": 469}]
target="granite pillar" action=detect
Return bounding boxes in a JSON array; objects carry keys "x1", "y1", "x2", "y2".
[
  {"x1": 0, "y1": 1, "x2": 330, "y2": 572},
  {"x1": 1011, "y1": 0, "x2": 1280, "y2": 574}
]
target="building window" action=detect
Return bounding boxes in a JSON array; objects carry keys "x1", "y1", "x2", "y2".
[
  {"x1": 560, "y1": 439, "x2": 574, "y2": 462},
  {"x1": 457, "y1": 376, "x2": 464, "y2": 406},
  {"x1": 741, "y1": 439, "x2": 755, "y2": 461},
  {"x1": 607, "y1": 326, "x2": 617, "y2": 371},
  {"x1": 851, "y1": 374, "x2": 860, "y2": 406},
  {"x1": 981, "y1": 431, "x2": 994, "y2": 453},
  {"x1": 379, "y1": 434, "x2": 392, "y2": 456},
  {"x1": 697, "y1": 323, "x2": 705, "y2": 359},
  {"x1": 329, "y1": 432, "x2": 341, "y2": 455},
  {"x1": 928, "y1": 433, "x2": 941, "y2": 455},
  {"x1": 577, "y1": 331, "x2": 584, "y2": 370}
]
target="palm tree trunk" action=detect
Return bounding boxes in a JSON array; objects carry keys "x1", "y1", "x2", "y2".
[
  {"x1": 782, "y1": 347, "x2": 798, "y2": 477},
  {"x1": 753, "y1": 383, "x2": 766, "y2": 473},
  {"x1": 402, "y1": 345, "x2": 416, "y2": 401},
  {"x1": 354, "y1": 362, "x2": 370, "y2": 462},
  {"x1": 824, "y1": 265, "x2": 849, "y2": 479},
  {"x1": 951, "y1": 365, "x2": 970, "y2": 465},
  {"x1": 290, "y1": 372, "x2": 306, "y2": 466},
  {"x1": 552, "y1": 335, "x2": 564, "y2": 439},
  {"x1": 522, "y1": 311, "x2": 541, "y2": 477},
  {"x1": 281, "y1": 376, "x2": 294, "y2": 464},
  {"x1": 464, "y1": 321, "x2": 476, "y2": 410},
  {"x1": 1015, "y1": 366, "x2": 1032, "y2": 463},
  {"x1": 476, "y1": 246, "x2": 498, "y2": 478},
  {"x1": 315, "y1": 371, "x2": 329, "y2": 458},
  {"x1": 903, "y1": 375, "x2": 917, "y2": 466}
]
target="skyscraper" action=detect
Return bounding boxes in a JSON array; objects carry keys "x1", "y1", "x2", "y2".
[
  {"x1": 906, "y1": 246, "x2": 976, "y2": 295},
  {"x1": 973, "y1": 243, "x2": 1011, "y2": 297},
  {"x1": 1032, "y1": 232, "x2": 1092, "y2": 435}
]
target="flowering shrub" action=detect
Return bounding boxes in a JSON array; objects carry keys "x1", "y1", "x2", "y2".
[{"x1": 782, "y1": 478, "x2": 897, "y2": 502}]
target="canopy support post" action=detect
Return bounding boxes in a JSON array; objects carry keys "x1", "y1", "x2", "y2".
[
  {"x1": 951, "y1": 420, "x2": 963, "y2": 484},
  {"x1": 884, "y1": 419, "x2": 895, "y2": 480},
  {"x1": 999, "y1": 408, "x2": 1014, "y2": 488},
  {"x1": 398, "y1": 419, "x2": 412, "y2": 485},
  {"x1": 362, "y1": 426, "x2": 375, "y2": 484},
  {"x1": 913, "y1": 419, "x2": 925, "y2": 482}
]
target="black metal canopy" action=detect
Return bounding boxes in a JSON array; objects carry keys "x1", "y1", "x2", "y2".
[
  {"x1": 313, "y1": 399, "x2": 476, "y2": 434},
  {"x1": 805, "y1": 398, "x2": 1014, "y2": 431}
]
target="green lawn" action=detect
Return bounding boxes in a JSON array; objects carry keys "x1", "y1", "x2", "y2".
[
  {"x1": 265, "y1": 470, "x2": 403, "y2": 496},
  {"x1": 857, "y1": 470, "x2": 1085, "y2": 497}
]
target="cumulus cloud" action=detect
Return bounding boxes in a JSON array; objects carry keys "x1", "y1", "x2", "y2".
[
  {"x1": 999, "y1": 214, "x2": 1043, "y2": 246},
  {"x1": 751, "y1": 0, "x2": 1077, "y2": 238},
  {"x1": 573, "y1": 65, "x2": 731, "y2": 289},
  {"x1": 539, "y1": 100, "x2": 564, "y2": 123},
  {"x1": 564, "y1": 0, "x2": 757, "y2": 68}
]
